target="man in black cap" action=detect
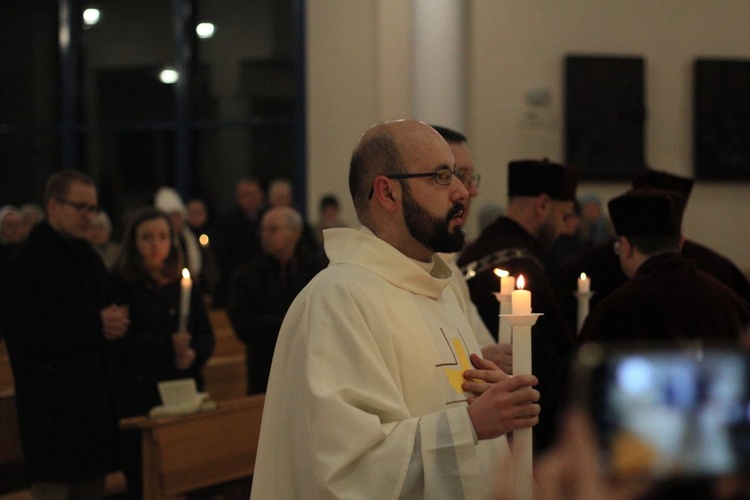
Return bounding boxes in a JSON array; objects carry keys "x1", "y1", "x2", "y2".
[
  {"x1": 457, "y1": 158, "x2": 579, "y2": 453},
  {"x1": 578, "y1": 188, "x2": 749, "y2": 344},
  {"x1": 554, "y1": 170, "x2": 750, "y2": 336}
]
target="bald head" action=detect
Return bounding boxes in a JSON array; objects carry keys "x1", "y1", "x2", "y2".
[
  {"x1": 349, "y1": 120, "x2": 450, "y2": 221},
  {"x1": 347, "y1": 119, "x2": 469, "y2": 261},
  {"x1": 260, "y1": 206, "x2": 303, "y2": 262}
]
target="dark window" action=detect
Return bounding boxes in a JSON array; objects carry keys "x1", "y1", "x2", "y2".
[{"x1": 0, "y1": 0, "x2": 306, "y2": 237}]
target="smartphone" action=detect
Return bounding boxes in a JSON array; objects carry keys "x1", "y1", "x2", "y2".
[{"x1": 572, "y1": 342, "x2": 750, "y2": 480}]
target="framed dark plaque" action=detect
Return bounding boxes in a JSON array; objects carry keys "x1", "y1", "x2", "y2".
[
  {"x1": 564, "y1": 55, "x2": 647, "y2": 180},
  {"x1": 694, "y1": 58, "x2": 750, "y2": 180}
]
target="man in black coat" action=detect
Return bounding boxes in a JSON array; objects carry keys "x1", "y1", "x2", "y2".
[
  {"x1": 555, "y1": 170, "x2": 750, "y2": 335},
  {"x1": 227, "y1": 206, "x2": 326, "y2": 394},
  {"x1": 457, "y1": 159, "x2": 578, "y2": 454},
  {"x1": 579, "y1": 188, "x2": 750, "y2": 344},
  {"x1": 0, "y1": 171, "x2": 129, "y2": 499}
]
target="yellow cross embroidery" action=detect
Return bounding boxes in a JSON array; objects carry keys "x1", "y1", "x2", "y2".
[{"x1": 443, "y1": 338, "x2": 472, "y2": 394}]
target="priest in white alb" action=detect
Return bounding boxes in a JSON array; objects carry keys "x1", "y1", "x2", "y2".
[{"x1": 250, "y1": 120, "x2": 540, "y2": 500}]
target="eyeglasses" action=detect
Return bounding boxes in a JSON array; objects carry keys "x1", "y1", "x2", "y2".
[
  {"x1": 368, "y1": 166, "x2": 460, "y2": 199},
  {"x1": 457, "y1": 171, "x2": 481, "y2": 188},
  {"x1": 58, "y1": 198, "x2": 100, "y2": 215}
]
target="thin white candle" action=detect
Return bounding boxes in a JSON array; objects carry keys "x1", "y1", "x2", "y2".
[
  {"x1": 577, "y1": 272, "x2": 590, "y2": 293},
  {"x1": 494, "y1": 268, "x2": 516, "y2": 296},
  {"x1": 179, "y1": 268, "x2": 192, "y2": 332},
  {"x1": 575, "y1": 273, "x2": 592, "y2": 335},
  {"x1": 511, "y1": 275, "x2": 531, "y2": 315},
  {"x1": 493, "y1": 270, "x2": 515, "y2": 345}
]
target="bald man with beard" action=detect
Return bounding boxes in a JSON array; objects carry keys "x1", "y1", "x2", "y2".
[{"x1": 250, "y1": 120, "x2": 540, "y2": 500}]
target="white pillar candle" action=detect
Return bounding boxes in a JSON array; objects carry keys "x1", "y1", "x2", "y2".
[
  {"x1": 577, "y1": 272, "x2": 590, "y2": 293},
  {"x1": 511, "y1": 275, "x2": 531, "y2": 315},
  {"x1": 179, "y1": 268, "x2": 192, "y2": 332}
]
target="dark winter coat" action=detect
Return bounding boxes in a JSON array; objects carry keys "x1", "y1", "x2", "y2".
[{"x1": 0, "y1": 221, "x2": 119, "y2": 481}]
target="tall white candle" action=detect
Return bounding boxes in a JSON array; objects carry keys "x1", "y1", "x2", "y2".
[
  {"x1": 511, "y1": 275, "x2": 531, "y2": 315},
  {"x1": 511, "y1": 280, "x2": 534, "y2": 500},
  {"x1": 577, "y1": 272, "x2": 590, "y2": 293},
  {"x1": 179, "y1": 268, "x2": 192, "y2": 332}
]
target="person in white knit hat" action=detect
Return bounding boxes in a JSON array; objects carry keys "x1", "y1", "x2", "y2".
[{"x1": 154, "y1": 187, "x2": 203, "y2": 286}]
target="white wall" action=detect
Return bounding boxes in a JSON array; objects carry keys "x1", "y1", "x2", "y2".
[{"x1": 306, "y1": 0, "x2": 750, "y2": 271}]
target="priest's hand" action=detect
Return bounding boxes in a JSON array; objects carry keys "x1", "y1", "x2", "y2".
[
  {"x1": 463, "y1": 353, "x2": 508, "y2": 396},
  {"x1": 465, "y1": 358, "x2": 540, "y2": 440},
  {"x1": 480, "y1": 344, "x2": 513, "y2": 375}
]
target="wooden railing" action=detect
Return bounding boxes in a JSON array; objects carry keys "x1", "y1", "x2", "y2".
[
  {"x1": 0, "y1": 309, "x2": 250, "y2": 498},
  {"x1": 203, "y1": 309, "x2": 247, "y2": 400},
  {"x1": 119, "y1": 395, "x2": 264, "y2": 500}
]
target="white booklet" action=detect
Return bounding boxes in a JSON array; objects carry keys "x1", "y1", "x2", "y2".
[{"x1": 149, "y1": 378, "x2": 215, "y2": 418}]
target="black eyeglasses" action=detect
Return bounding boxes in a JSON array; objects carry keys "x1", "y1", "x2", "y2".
[
  {"x1": 368, "y1": 166, "x2": 460, "y2": 199},
  {"x1": 58, "y1": 198, "x2": 100, "y2": 215}
]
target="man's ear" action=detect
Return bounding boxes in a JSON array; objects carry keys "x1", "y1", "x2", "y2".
[
  {"x1": 621, "y1": 236, "x2": 635, "y2": 257},
  {"x1": 372, "y1": 177, "x2": 399, "y2": 212},
  {"x1": 534, "y1": 193, "x2": 551, "y2": 218}
]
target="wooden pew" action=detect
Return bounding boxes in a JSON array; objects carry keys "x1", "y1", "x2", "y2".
[
  {"x1": 0, "y1": 339, "x2": 25, "y2": 495},
  {"x1": 119, "y1": 395, "x2": 264, "y2": 500},
  {"x1": 203, "y1": 310, "x2": 247, "y2": 400}
]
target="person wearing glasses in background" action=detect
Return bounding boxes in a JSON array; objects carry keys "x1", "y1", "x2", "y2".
[
  {"x1": 431, "y1": 125, "x2": 514, "y2": 376},
  {"x1": 457, "y1": 159, "x2": 579, "y2": 455},
  {"x1": 250, "y1": 120, "x2": 540, "y2": 500},
  {"x1": 577, "y1": 187, "x2": 750, "y2": 345},
  {"x1": 0, "y1": 170, "x2": 129, "y2": 500}
]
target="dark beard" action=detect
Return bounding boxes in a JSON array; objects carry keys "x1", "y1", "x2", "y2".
[
  {"x1": 537, "y1": 220, "x2": 558, "y2": 251},
  {"x1": 402, "y1": 187, "x2": 465, "y2": 253}
]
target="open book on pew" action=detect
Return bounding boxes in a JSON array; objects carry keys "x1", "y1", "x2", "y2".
[{"x1": 149, "y1": 378, "x2": 217, "y2": 418}]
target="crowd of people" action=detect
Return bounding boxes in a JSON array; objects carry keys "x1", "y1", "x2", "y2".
[
  {"x1": 1, "y1": 120, "x2": 749, "y2": 500},
  {"x1": 0, "y1": 171, "x2": 345, "y2": 500}
]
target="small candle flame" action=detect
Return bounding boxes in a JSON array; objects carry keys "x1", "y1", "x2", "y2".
[
  {"x1": 182, "y1": 268, "x2": 191, "y2": 279},
  {"x1": 580, "y1": 272, "x2": 587, "y2": 281},
  {"x1": 517, "y1": 274, "x2": 525, "y2": 290},
  {"x1": 494, "y1": 268, "x2": 509, "y2": 278}
]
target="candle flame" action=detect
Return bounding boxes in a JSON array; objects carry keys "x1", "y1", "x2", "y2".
[
  {"x1": 517, "y1": 274, "x2": 525, "y2": 290},
  {"x1": 182, "y1": 268, "x2": 191, "y2": 279},
  {"x1": 580, "y1": 272, "x2": 587, "y2": 281},
  {"x1": 493, "y1": 268, "x2": 509, "y2": 278}
]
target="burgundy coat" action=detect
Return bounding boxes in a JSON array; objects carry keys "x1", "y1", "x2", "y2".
[
  {"x1": 579, "y1": 253, "x2": 750, "y2": 345},
  {"x1": 555, "y1": 238, "x2": 750, "y2": 336}
]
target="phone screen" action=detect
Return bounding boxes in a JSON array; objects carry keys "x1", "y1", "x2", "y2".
[{"x1": 584, "y1": 347, "x2": 750, "y2": 479}]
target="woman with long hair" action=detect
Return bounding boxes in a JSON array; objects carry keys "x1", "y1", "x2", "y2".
[{"x1": 112, "y1": 206, "x2": 214, "y2": 499}]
